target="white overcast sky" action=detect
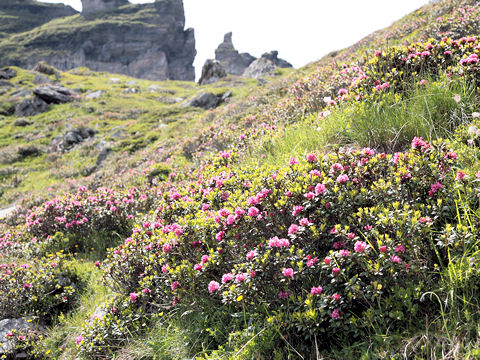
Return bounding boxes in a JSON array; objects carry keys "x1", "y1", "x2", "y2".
[{"x1": 39, "y1": 0, "x2": 430, "y2": 76}]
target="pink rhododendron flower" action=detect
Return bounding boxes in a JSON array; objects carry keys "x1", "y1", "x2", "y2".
[
  {"x1": 354, "y1": 241, "x2": 367, "y2": 253},
  {"x1": 310, "y1": 286, "x2": 323, "y2": 295},
  {"x1": 289, "y1": 157, "x2": 299, "y2": 165},
  {"x1": 248, "y1": 207, "x2": 259, "y2": 217},
  {"x1": 324, "y1": 257, "x2": 332, "y2": 265},
  {"x1": 130, "y1": 292, "x2": 138, "y2": 303},
  {"x1": 268, "y1": 236, "x2": 290, "y2": 248},
  {"x1": 222, "y1": 273, "x2": 234, "y2": 283},
  {"x1": 332, "y1": 267, "x2": 340, "y2": 275},
  {"x1": 288, "y1": 224, "x2": 299, "y2": 234},
  {"x1": 299, "y1": 218, "x2": 312, "y2": 226},
  {"x1": 75, "y1": 336, "x2": 84, "y2": 345},
  {"x1": 235, "y1": 273, "x2": 248, "y2": 282},
  {"x1": 194, "y1": 264, "x2": 202, "y2": 271},
  {"x1": 315, "y1": 183, "x2": 326, "y2": 195},
  {"x1": 379, "y1": 245, "x2": 387, "y2": 253},
  {"x1": 331, "y1": 309, "x2": 340, "y2": 320},
  {"x1": 336, "y1": 174, "x2": 349, "y2": 183},
  {"x1": 201, "y1": 255, "x2": 210, "y2": 263},
  {"x1": 333, "y1": 293, "x2": 341, "y2": 301},
  {"x1": 330, "y1": 163, "x2": 343, "y2": 172},
  {"x1": 292, "y1": 206, "x2": 304, "y2": 216},
  {"x1": 208, "y1": 281, "x2": 220, "y2": 293},
  {"x1": 278, "y1": 291, "x2": 291, "y2": 299},
  {"x1": 338, "y1": 88, "x2": 348, "y2": 95},
  {"x1": 395, "y1": 244, "x2": 405, "y2": 253},
  {"x1": 282, "y1": 268, "x2": 294, "y2": 278},
  {"x1": 390, "y1": 255, "x2": 402, "y2": 264},
  {"x1": 339, "y1": 249, "x2": 350, "y2": 257},
  {"x1": 456, "y1": 170, "x2": 466, "y2": 181},
  {"x1": 304, "y1": 192, "x2": 316, "y2": 199},
  {"x1": 306, "y1": 153, "x2": 318, "y2": 163},
  {"x1": 246, "y1": 250, "x2": 256, "y2": 260},
  {"x1": 171, "y1": 281, "x2": 180, "y2": 291}
]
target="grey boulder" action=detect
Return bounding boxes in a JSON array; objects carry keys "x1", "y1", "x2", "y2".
[
  {"x1": 243, "y1": 58, "x2": 276, "y2": 79},
  {"x1": 198, "y1": 59, "x2": 226, "y2": 85}
]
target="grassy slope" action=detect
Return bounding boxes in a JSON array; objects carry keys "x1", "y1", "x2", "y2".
[{"x1": 3, "y1": 0, "x2": 480, "y2": 358}]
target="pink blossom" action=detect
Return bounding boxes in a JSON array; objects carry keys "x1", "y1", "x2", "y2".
[
  {"x1": 331, "y1": 163, "x2": 343, "y2": 172},
  {"x1": 354, "y1": 241, "x2": 367, "y2": 253},
  {"x1": 23, "y1": 283, "x2": 31, "y2": 289},
  {"x1": 379, "y1": 245, "x2": 387, "y2": 253},
  {"x1": 292, "y1": 206, "x2": 304, "y2": 216},
  {"x1": 162, "y1": 243, "x2": 172, "y2": 254},
  {"x1": 248, "y1": 207, "x2": 260, "y2": 217},
  {"x1": 336, "y1": 174, "x2": 349, "y2": 184},
  {"x1": 299, "y1": 218, "x2": 312, "y2": 226},
  {"x1": 324, "y1": 257, "x2": 332, "y2": 265},
  {"x1": 395, "y1": 244, "x2": 405, "y2": 253},
  {"x1": 278, "y1": 291, "x2": 291, "y2": 299},
  {"x1": 235, "y1": 273, "x2": 248, "y2": 282},
  {"x1": 194, "y1": 264, "x2": 202, "y2": 271},
  {"x1": 201, "y1": 255, "x2": 210, "y2": 263},
  {"x1": 222, "y1": 273, "x2": 234, "y2": 283},
  {"x1": 268, "y1": 236, "x2": 290, "y2": 248},
  {"x1": 315, "y1": 183, "x2": 326, "y2": 195},
  {"x1": 456, "y1": 170, "x2": 466, "y2": 181},
  {"x1": 331, "y1": 309, "x2": 340, "y2": 320},
  {"x1": 289, "y1": 157, "x2": 299, "y2": 165},
  {"x1": 161, "y1": 264, "x2": 169, "y2": 273},
  {"x1": 208, "y1": 281, "x2": 220, "y2": 293},
  {"x1": 288, "y1": 224, "x2": 299, "y2": 234},
  {"x1": 282, "y1": 268, "x2": 294, "y2": 278},
  {"x1": 142, "y1": 288, "x2": 151, "y2": 295},
  {"x1": 306, "y1": 153, "x2": 318, "y2": 163},
  {"x1": 310, "y1": 286, "x2": 323, "y2": 295},
  {"x1": 339, "y1": 249, "x2": 350, "y2": 257},
  {"x1": 304, "y1": 192, "x2": 316, "y2": 199},
  {"x1": 75, "y1": 336, "x2": 84, "y2": 345},
  {"x1": 129, "y1": 292, "x2": 138, "y2": 303},
  {"x1": 171, "y1": 281, "x2": 180, "y2": 291},
  {"x1": 338, "y1": 88, "x2": 348, "y2": 95},
  {"x1": 390, "y1": 255, "x2": 402, "y2": 264},
  {"x1": 332, "y1": 267, "x2": 340, "y2": 275},
  {"x1": 333, "y1": 293, "x2": 341, "y2": 301},
  {"x1": 246, "y1": 250, "x2": 256, "y2": 260}
]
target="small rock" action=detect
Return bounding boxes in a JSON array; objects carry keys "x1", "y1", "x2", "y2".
[
  {"x1": 33, "y1": 74, "x2": 50, "y2": 85},
  {"x1": 257, "y1": 78, "x2": 270, "y2": 86},
  {"x1": 126, "y1": 81, "x2": 137, "y2": 85},
  {"x1": 33, "y1": 84, "x2": 76, "y2": 104},
  {"x1": 109, "y1": 78, "x2": 121, "y2": 84},
  {"x1": 243, "y1": 58, "x2": 276, "y2": 79},
  {"x1": 221, "y1": 90, "x2": 232, "y2": 102},
  {"x1": 17, "y1": 145, "x2": 41, "y2": 158},
  {"x1": 107, "y1": 127, "x2": 126, "y2": 139},
  {"x1": 182, "y1": 92, "x2": 220, "y2": 109},
  {"x1": 157, "y1": 96, "x2": 183, "y2": 104},
  {"x1": 13, "y1": 118, "x2": 32, "y2": 127},
  {"x1": 9, "y1": 88, "x2": 33, "y2": 99},
  {"x1": 32, "y1": 61, "x2": 58, "y2": 76},
  {"x1": 14, "y1": 96, "x2": 47, "y2": 117},
  {"x1": 123, "y1": 88, "x2": 140, "y2": 94},
  {"x1": 0, "y1": 318, "x2": 33, "y2": 354},
  {"x1": 198, "y1": 59, "x2": 227, "y2": 85},
  {"x1": 0, "y1": 68, "x2": 17, "y2": 80},
  {"x1": 147, "y1": 84, "x2": 160, "y2": 92},
  {"x1": 0, "y1": 81, "x2": 14, "y2": 88},
  {"x1": 86, "y1": 90, "x2": 103, "y2": 99}
]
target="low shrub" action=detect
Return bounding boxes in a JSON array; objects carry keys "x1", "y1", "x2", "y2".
[{"x1": 74, "y1": 139, "x2": 479, "y2": 357}]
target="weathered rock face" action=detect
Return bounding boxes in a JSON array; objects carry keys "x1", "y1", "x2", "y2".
[
  {"x1": 261, "y1": 51, "x2": 292, "y2": 68},
  {"x1": 243, "y1": 57, "x2": 276, "y2": 79},
  {"x1": 0, "y1": 0, "x2": 77, "y2": 39},
  {"x1": 198, "y1": 59, "x2": 226, "y2": 85},
  {"x1": 215, "y1": 32, "x2": 256, "y2": 76},
  {"x1": 0, "y1": 0, "x2": 196, "y2": 81},
  {"x1": 81, "y1": 0, "x2": 128, "y2": 15}
]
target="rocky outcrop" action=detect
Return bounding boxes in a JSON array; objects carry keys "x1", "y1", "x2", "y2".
[
  {"x1": 0, "y1": 0, "x2": 77, "y2": 39},
  {"x1": 243, "y1": 58, "x2": 276, "y2": 79},
  {"x1": 81, "y1": 0, "x2": 128, "y2": 15},
  {"x1": 0, "y1": 0, "x2": 196, "y2": 81},
  {"x1": 182, "y1": 91, "x2": 231, "y2": 109},
  {"x1": 261, "y1": 51, "x2": 292, "y2": 68},
  {"x1": 215, "y1": 32, "x2": 256, "y2": 76},
  {"x1": 198, "y1": 59, "x2": 226, "y2": 85},
  {"x1": 214, "y1": 33, "x2": 293, "y2": 76}
]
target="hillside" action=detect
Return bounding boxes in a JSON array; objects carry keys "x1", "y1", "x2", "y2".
[{"x1": 2, "y1": 0, "x2": 480, "y2": 358}]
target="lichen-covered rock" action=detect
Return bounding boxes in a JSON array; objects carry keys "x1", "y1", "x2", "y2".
[
  {"x1": 14, "y1": 96, "x2": 47, "y2": 117},
  {"x1": 261, "y1": 51, "x2": 293, "y2": 68},
  {"x1": 198, "y1": 59, "x2": 227, "y2": 85},
  {"x1": 215, "y1": 32, "x2": 256, "y2": 76},
  {"x1": 182, "y1": 92, "x2": 221, "y2": 109},
  {"x1": 243, "y1": 57, "x2": 277, "y2": 78},
  {"x1": 0, "y1": 0, "x2": 196, "y2": 81},
  {"x1": 33, "y1": 84, "x2": 76, "y2": 104}
]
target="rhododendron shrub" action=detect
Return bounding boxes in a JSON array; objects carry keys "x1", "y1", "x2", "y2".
[
  {"x1": 0, "y1": 253, "x2": 82, "y2": 320},
  {"x1": 24, "y1": 186, "x2": 156, "y2": 252},
  {"x1": 85, "y1": 139, "x2": 477, "y2": 351}
]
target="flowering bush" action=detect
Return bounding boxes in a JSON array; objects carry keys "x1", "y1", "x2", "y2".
[
  {"x1": 0, "y1": 253, "x2": 82, "y2": 321},
  {"x1": 76, "y1": 139, "x2": 478, "y2": 353}
]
